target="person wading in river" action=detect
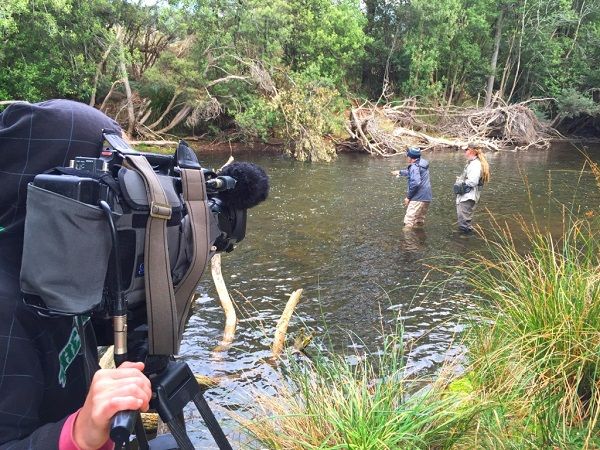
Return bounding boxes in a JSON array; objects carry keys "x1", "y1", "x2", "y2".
[
  {"x1": 454, "y1": 144, "x2": 491, "y2": 234},
  {"x1": 391, "y1": 147, "x2": 432, "y2": 227}
]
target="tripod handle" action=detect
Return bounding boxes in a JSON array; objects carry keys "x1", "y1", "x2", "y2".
[{"x1": 110, "y1": 410, "x2": 137, "y2": 446}]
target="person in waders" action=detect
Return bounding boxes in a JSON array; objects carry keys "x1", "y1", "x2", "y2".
[
  {"x1": 454, "y1": 144, "x2": 491, "y2": 234},
  {"x1": 391, "y1": 147, "x2": 432, "y2": 227}
]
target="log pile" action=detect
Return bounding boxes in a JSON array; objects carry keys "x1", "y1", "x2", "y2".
[{"x1": 344, "y1": 100, "x2": 557, "y2": 156}]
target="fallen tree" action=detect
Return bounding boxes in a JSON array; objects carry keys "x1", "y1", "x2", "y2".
[{"x1": 344, "y1": 99, "x2": 558, "y2": 156}]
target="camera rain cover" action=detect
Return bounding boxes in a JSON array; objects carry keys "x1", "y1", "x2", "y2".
[{"x1": 20, "y1": 184, "x2": 112, "y2": 314}]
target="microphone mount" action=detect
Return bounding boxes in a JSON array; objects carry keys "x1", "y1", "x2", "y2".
[{"x1": 206, "y1": 176, "x2": 237, "y2": 192}]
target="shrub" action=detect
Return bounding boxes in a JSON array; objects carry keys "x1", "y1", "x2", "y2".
[{"x1": 556, "y1": 89, "x2": 600, "y2": 119}]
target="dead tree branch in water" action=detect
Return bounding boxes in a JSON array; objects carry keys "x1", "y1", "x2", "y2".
[
  {"x1": 272, "y1": 289, "x2": 303, "y2": 358},
  {"x1": 345, "y1": 100, "x2": 556, "y2": 155},
  {"x1": 211, "y1": 253, "x2": 237, "y2": 351}
]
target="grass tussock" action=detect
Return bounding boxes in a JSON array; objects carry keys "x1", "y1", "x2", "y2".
[
  {"x1": 238, "y1": 334, "x2": 480, "y2": 450},
  {"x1": 463, "y1": 216, "x2": 600, "y2": 448}
]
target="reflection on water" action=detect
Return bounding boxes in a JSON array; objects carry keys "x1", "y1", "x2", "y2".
[
  {"x1": 178, "y1": 142, "x2": 600, "y2": 446},
  {"x1": 401, "y1": 226, "x2": 428, "y2": 253}
]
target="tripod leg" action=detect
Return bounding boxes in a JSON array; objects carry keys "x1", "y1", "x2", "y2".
[
  {"x1": 134, "y1": 412, "x2": 150, "y2": 450},
  {"x1": 148, "y1": 360, "x2": 234, "y2": 450},
  {"x1": 192, "y1": 392, "x2": 233, "y2": 450},
  {"x1": 164, "y1": 417, "x2": 195, "y2": 450}
]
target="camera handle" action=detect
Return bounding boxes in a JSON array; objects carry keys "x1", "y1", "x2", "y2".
[
  {"x1": 111, "y1": 360, "x2": 233, "y2": 450},
  {"x1": 100, "y1": 201, "x2": 139, "y2": 446}
]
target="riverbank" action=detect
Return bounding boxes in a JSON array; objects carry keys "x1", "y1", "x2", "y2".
[
  {"x1": 135, "y1": 133, "x2": 598, "y2": 160},
  {"x1": 134, "y1": 101, "x2": 599, "y2": 159}
]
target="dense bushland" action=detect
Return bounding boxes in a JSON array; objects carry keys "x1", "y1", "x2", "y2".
[{"x1": 1, "y1": 0, "x2": 599, "y2": 157}]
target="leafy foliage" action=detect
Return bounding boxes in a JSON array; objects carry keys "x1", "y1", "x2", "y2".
[
  {"x1": 1, "y1": 0, "x2": 599, "y2": 157},
  {"x1": 556, "y1": 88, "x2": 600, "y2": 119},
  {"x1": 0, "y1": 0, "x2": 116, "y2": 101},
  {"x1": 274, "y1": 73, "x2": 342, "y2": 162}
]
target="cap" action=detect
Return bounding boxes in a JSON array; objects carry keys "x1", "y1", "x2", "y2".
[{"x1": 407, "y1": 147, "x2": 421, "y2": 159}]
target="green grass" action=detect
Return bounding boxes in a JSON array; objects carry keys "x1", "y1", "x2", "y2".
[
  {"x1": 134, "y1": 144, "x2": 175, "y2": 155},
  {"x1": 461, "y1": 216, "x2": 600, "y2": 448},
  {"x1": 237, "y1": 333, "x2": 481, "y2": 449}
]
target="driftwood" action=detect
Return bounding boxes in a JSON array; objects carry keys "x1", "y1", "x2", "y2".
[
  {"x1": 347, "y1": 100, "x2": 556, "y2": 155},
  {"x1": 272, "y1": 289, "x2": 304, "y2": 358},
  {"x1": 211, "y1": 253, "x2": 237, "y2": 351}
]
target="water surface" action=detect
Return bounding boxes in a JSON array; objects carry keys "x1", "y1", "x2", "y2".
[{"x1": 178, "y1": 141, "x2": 600, "y2": 446}]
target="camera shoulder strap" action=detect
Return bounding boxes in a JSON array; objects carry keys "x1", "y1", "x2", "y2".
[
  {"x1": 174, "y1": 168, "x2": 211, "y2": 342},
  {"x1": 123, "y1": 153, "x2": 179, "y2": 356}
]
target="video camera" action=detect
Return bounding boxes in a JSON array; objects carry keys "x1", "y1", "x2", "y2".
[
  {"x1": 19, "y1": 132, "x2": 268, "y2": 449},
  {"x1": 19, "y1": 132, "x2": 269, "y2": 357}
]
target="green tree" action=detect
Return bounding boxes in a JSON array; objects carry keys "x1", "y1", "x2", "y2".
[
  {"x1": 402, "y1": 0, "x2": 463, "y2": 101},
  {"x1": 0, "y1": 0, "x2": 116, "y2": 101},
  {"x1": 283, "y1": 0, "x2": 368, "y2": 85},
  {"x1": 490, "y1": 0, "x2": 600, "y2": 102},
  {"x1": 443, "y1": 0, "x2": 497, "y2": 104}
]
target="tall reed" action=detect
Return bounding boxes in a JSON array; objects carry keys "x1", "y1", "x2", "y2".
[{"x1": 464, "y1": 216, "x2": 600, "y2": 448}]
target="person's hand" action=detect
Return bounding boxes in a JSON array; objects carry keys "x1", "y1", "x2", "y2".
[
  {"x1": 390, "y1": 170, "x2": 400, "y2": 176},
  {"x1": 73, "y1": 361, "x2": 151, "y2": 450},
  {"x1": 403, "y1": 197, "x2": 410, "y2": 207}
]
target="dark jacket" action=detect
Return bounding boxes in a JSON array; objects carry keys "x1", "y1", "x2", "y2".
[
  {"x1": 401, "y1": 158, "x2": 432, "y2": 202},
  {"x1": 0, "y1": 100, "x2": 121, "y2": 448},
  {"x1": 0, "y1": 239, "x2": 99, "y2": 448}
]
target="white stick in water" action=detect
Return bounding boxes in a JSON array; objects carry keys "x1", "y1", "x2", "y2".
[
  {"x1": 272, "y1": 289, "x2": 303, "y2": 358},
  {"x1": 211, "y1": 253, "x2": 237, "y2": 349}
]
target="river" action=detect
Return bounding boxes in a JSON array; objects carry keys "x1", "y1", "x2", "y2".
[{"x1": 177, "y1": 141, "x2": 600, "y2": 447}]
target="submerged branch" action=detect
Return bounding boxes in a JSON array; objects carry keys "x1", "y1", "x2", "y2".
[
  {"x1": 211, "y1": 253, "x2": 237, "y2": 351},
  {"x1": 272, "y1": 289, "x2": 303, "y2": 358}
]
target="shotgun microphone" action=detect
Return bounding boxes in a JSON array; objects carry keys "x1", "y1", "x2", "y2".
[{"x1": 215, "y1": 162, "x2": 269, "y2": 210}]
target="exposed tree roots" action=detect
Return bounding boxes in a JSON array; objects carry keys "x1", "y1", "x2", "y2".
[{"x1": 345, "y1": 100, "x2": 558, "y2": 156}]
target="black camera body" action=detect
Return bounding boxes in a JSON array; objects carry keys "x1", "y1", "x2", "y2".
[{"x1": 20, "y1": 133, "x2": 254, "y2": 320}]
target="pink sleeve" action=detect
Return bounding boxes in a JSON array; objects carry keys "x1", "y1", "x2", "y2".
[{"x1": 59, "y1": 409, "x2": 115, "y2": 450}]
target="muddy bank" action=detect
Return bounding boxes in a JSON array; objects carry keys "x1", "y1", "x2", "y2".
[{"x1": 185, "y1": 137, "x2": 284, "y2": 155}]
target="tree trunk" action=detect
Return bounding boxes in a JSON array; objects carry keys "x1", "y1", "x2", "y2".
[
  {"x1": 89, "y1": 41, "x2": 114, "y2": 107},
  {"x1": 446, "y1": 66, "x2": 458, "y2": 107},
  {"x1": 485, "y1": 7, "x2": 504, "y2": 106},
  {"x1": 147, "y1": 91, "x2": 181, "y2": 130},
  {"x1": 507, "y1": 0, "x2": 526, "y2": 104},
  {"x1": 99, "y1": 79, "x2": 123, "y2": 112},
  {"x1": 156, "y1": 105, "x2": 192, "y2": 134},
  {"x1": 498, "y1": 31, "x2": 516, "y2": 98},
  {"x1": 117, "y1": 28, "x2": 136, "y2": 136}
]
